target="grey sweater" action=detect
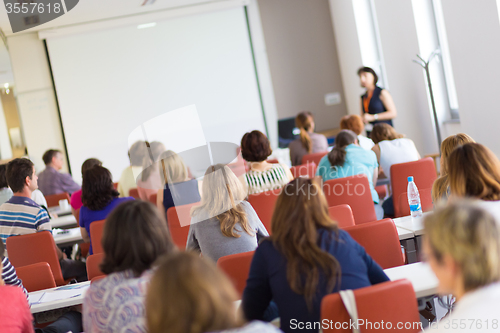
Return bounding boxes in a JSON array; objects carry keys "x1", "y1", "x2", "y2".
[{"x1": 186, "y1": 201, "x2": 268, "y2": 262}]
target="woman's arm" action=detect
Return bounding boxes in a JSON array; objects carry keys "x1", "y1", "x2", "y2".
[
  {"x1": 371, "y1": 144, "x2": 381, "y2": 164},
  {"x1": 185, "y1": 225, "x2": 200, "y2": 252},
  {"x1": 372, "y1": 166, "x2": 379, "y2": 187},
  {"x1": 80, "y1": 227, "x2": 90, "y2": 243},
  {"x1": 364, "y1": 90, "x2": 397, "y2": 122},
  {"x1": 156, "y1": 188, "x2": 165, "y2": 219}
]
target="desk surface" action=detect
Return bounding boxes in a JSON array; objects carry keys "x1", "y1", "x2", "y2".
[
  {"x1": 53, "y1": 227, "x2": 82, "y2": 246},
  {"x1": 48, "y1": 206, "x2": 73, "y2": 217},
  {"x1": 393, "y1": 212, "x2": 431, "y2": 236},
  {"x1": 30, "y1": 281, "x2": 90, "y2": 314},
  {"x1": 384, "y1": 262, "x2": 438, "y2": 298},
  {"x1": 50, "y1": 215, "x2": 77, "y2": 229},
  {"x1": 396, "y1": 226, "x2": 414, "y2": 240}
]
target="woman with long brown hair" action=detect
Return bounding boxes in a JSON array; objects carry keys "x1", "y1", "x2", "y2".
[
  {"x1": 448, "y1": 143, "x2": 500, "y2": 222},
  {"x1": 242, "y1": 177, "x2": 388, "y2": 333},
  {"x1": 431, "y1": 133, "x2": 475, "y2": 203},
  {"x1": 187, "y1": 164, "x2": 268, "y2": 262},
  {"x1": 288, "y1": 111, "x2": 328, "y2": 166}
]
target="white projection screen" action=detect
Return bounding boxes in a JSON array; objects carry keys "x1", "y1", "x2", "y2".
[{"x1": 46, "y1": 6, "x2": 266, "y2": 184}]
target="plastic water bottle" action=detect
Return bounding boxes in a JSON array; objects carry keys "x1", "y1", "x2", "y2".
[{"x1": 407, "y1": 176, "x2": 422, "y2": 217}]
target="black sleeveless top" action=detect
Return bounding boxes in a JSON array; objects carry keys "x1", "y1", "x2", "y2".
[{"x1": 361, "y1": 86, "x2": 393, "y2": 127}]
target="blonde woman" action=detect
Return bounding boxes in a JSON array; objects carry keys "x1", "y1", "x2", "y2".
[
  {"x1": 422, "y1": 201, "x2": 500, "y2": 333},
  {"x1": 431, "y1": 134, "x2": 475, "y2": 203},
  {"x1": 187, "y1": 164, "x2": 268, "y2": 262},
  {"x1": 288, "y1": 111, "x2": 328, "y2": 166},
  {"x1": 137, "y1": 141, "x2": 165, "y2": 201},
  {"x1": 146, "y1": 252, "x2": 280, "y2": 333},
  {"x1": 156, "y1": 150, "x2": 200, "y2": 217}
]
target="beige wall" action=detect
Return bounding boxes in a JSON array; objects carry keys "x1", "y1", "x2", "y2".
[{"x1": 257, "y1": 0, "x2": 347, "y2": 132}]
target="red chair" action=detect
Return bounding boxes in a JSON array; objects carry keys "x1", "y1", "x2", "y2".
[
  {"x1": 113, "y1": 182, "x2": 118, "y2": 189},
  {"x1": 328, "y1": 204, "x2": 355, "y2": 228},
  {"x1": 290, "y1": 162, "x2": 317, "y2": 179},
  {"x1": 16, "y1": 262, "x2": 56, "y2": 292},
  {"x1": 302, "y1": 151, "x2": 328, "y2": 166},
  {"x1": 375, "y1": 184, "x2": 387, "y2": 200},
  {"x1": 167, "y1": 202, "x2": 200, "y2": 249},
  {"x1": 7, "y1": 231, "x2": 69, "y2": 286},
  {"x1": 391, "y1": 158, "x2": 437, "y2": 218},
  {"x1": 45, "y1": 192, "x2": 70, "y2": 208},
  {"x1": 89, "y1": 219, "x2": 106, "y2": 254},
  {"x1": 149, "y1": 193, "x2": 157, "y2": 205},
  {"x1": 217, "y1": 251, "x2": 255, "y2": 297},
  {"x1": 398, "y1": 188, "x2": 434, "y2": 217},
  {"x1": 128, "y1": 188, "x2": 140, "y2": 199},
  {"x1": 323, "y1": 175, "x2": 377, "y2": 224},
  {"x1": 267, "y1": 158, "x2": 279, "y2": 164},
  {"x1": 91, "y1": 275, "x2": 106, "y2": 284},
  {"x1": 343, "y1": 219, "x2": 404, "y2": 269},
  {"x1": 247, "y1": 189, "x2": 281, "y2": 234},
  {"x1": 321, "y1": 280, "x2": 420, "y2": 332},
  {"x1": 86, "y1": 253, "x2": 105, "y2": 281}
]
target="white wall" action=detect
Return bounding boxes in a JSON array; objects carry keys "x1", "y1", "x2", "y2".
[
  {"x1": 441, "y1": 0, "x2": 500, "y2": 157},
  {"x1": 7, "y1": 34, "x2": 67, "y2": 173}
]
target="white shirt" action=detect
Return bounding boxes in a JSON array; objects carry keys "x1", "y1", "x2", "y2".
[
  {"x1": 423, "y1": 282, "x2": 500, "y2": 332},
  {"x1": 378, "y1": 138, "x2": 420, "y2": 181},
  {"x1": 358, "y1": 135, "x2": 375, "y2": 150},
  {"x1": 476, "y1": 200, "x2": 500, "y2": 225},
  {"x1": 31, "y1": 189, "x2": 48, "y2": 207}
]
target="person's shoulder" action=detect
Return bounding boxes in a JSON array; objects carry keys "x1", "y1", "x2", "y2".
[{"x1": 0, "y1": 285, "x2": 26, "y2": 300}]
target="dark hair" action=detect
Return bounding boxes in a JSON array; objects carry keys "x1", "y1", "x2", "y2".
[
  {"x1": 240, "y1": 130, "x2": 272, "y2": 162},
  {"x1": 328, "y1": 130, "x2": 357, "y2": 167},
  {"x1": 100, "y1": 200, "x2": 175, "y2": 277},
  {"x1": 357, "y1": 66, "x2": 378, "y2": 85},
  {"x1": 6, "y1": 158, "x2": 34, "y2": 193},
  {"x1": 42, "y1": 149, "x2": 61, "y2": 165},
  {"x1": 129, "y1": 141, "x2": 147, "y2": 166},
  {"x1": 81, "y1": 166, "x2": 119, "y2": 211},
  {"x1": 0, "y1": 164, "x2": 8, "y2": 189},
  {"x1": 81, "y1": 158, "x2": 102, "y2": 176}
]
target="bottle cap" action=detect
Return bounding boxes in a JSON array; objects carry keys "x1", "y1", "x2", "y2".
[{"x1": 408, "y1": 176, "x2": 414, "y2": 182}]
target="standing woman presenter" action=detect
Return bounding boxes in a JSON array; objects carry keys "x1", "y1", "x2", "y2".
[{"x1": 358, "y1": 67, "x2": 397, "y2": 136}]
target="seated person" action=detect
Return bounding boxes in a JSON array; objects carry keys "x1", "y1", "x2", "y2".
[
  {"x1": 241, "y1": 130, "x2": 293, "y2": 195},
  {"x1": 37, "y1": 149, "x2": 80, "y2": 196},
  {"x1": 70, "y1": 158, "x2": 102, "y2": 214},
  {"x1": 0, "y1": 158, "x2": 87, "y2": 282},
  {"x1": 83, "y1": 200, "x2": 175, "y2": 332},
  {"x1": 288, "y1": 111, "x2": 328, "y2": 166},
  {"x1": 80, "y1": 166, "x2": 133, "y2": 255},
  {"x1": 146, "y1": 252, "x2": 280, "y2": 333},
  {"x1": 340, "y1": 114, "x2": 374, "y2": 150},
  {"x1": 137, "y1": 141, "x2": 165, "y2": 201},
  {"x1": 187, "y1": 164, "x2": 268, "y2": 262},
  {"x1": 422, "y1": 200, "x2": 500, "y2": 332},
  {"x1": 156, "y1": 150, "x2": 200, "y2": 218},
  {"x1": 117, "y1": 141, "x2": 147, "y2": 197},
  {"x1": 242, "y1": 177, "x2": 389, "y2": 333},
  {"x1": 316, "y1": 130, "x2": 382, "y2": 219}
]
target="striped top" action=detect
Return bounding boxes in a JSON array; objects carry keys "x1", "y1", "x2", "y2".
[
  {"x1": 245, "y1": 164, "x2": 290, "y2": 195},
  {"x1": 0, "y1": 196, "x2": 51, "y2": 245},
  {"x1": 1, "y1": 256, "x2": 27, "y2": 296}
]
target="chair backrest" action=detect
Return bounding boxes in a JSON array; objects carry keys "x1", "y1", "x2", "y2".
[
  {"x1": 167, "y1": 202, "x2": 200, "y2": 249},
  {"x1": 6, "y1": 231, "x2": 66, "y2": 286},
  {"x1": 89, "y1": 219, "x2": 106, "y2": 254},
  {"x1": 86, "y1": 252, "x2": 105, "y2": 281},
  {"x1": 302, "y1": 151, "x2": 328, "y2": 166},
  {"x1": 149, "y1": 193, "x2": 157, "y2": 205},
  {"x1": 290, "y1": 162, "x2": 317, "y2": 179},
  {"x1": 247, "y1": 188, "x2": 281, "y2": 234},
  {"x1": 343, "y1": 219, "x2": 404, "y2": 269},
  {"x1": 217, "y1": 251, "x2": 255, "y2": 297},
  {"x1": 328, "y1": 204, "x2": 355, "y2": 229},
  {"x1": 113, "y1": 182, "x2": 118, "y2": 189},
  {"x1": 16, "y1": 262, "x2": 56, "y2": 292},
  {"x1": 45, "y1": 192, "x2": 70, "y2": 208},
  {"x1": 321, "y1": 280, "x2": 421, "y2": 332},
  {"x1": 390, "y1": 157, "x2": 437, "y2": 218},
  {"x1": 323, "y1": 175, "x2": 376, "y2": 224},
  {"x1": 398, "y1": 188, "x2": 434, "y2": 218},
  {"x1": 91, "y1": 275, "x2": 106, "y2": 284},
  {"x1": 128, "y1": 188, "x2": 140, "y2": 199},
  {"x1": 267, "y1": 158, "x2": 279, "y2": 164}
]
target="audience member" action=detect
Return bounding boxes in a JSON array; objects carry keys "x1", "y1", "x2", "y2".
[
  {"x1": 316, "y1": 130, "x2": 382, "y2": 219},
  {"x1": 288, "y1": 111, "x2": 328, "y2": 166},
  {"x1": 137, "y1": 141, "x2": 165, "y2": 201},
  {"x1": 83, "y1": 200, "x2": 175, "y2": 332},
  {"x1": 340, "y1": 114, "x2": 374, "y2": 150},
  {"x1": 0, "y1": 164, "x2": 12, "y2": 205},
  {"x1": 242, "y1": 177, "x2": 389, "y2": 333},
  {"x1": 70, "y1": 158, "x2": 102, "y2": 213},
  {"x1": 187, "y1": 164, "x2": 268, "y2": 262},
  {"x1": 432, "y1": 133, "x2": 475, "y2": 203},
  {"x1": 241, "y1": 130, "x2": 293, "y2": 195},
  {"x1": 37, "y1": 149, "x2": 80, "y2": 196},
  {"x1": 0, "y1": 158, "x2": 87, "y2": 281},
  {"x1": 146, "y1": 252, "x2": 280, "y2": 333},
  {"x1": 80, "y1": 166, "x2": 133, "y2": 255},
  {"x1": 371, "y1": 123, "x2": 420, "y2": 216},
  {"x1": 117, "y1": 141, "x2": 147, "y2": 197},
  {"x1": 448, "y1": 143, "x2": 500, "y2": 222},
  {"x1": 422, "y1": 201, "x2": 500, "y2": 332},
  {"x1": 155, "y1": 150, "x2": 200, "y2": 218}
]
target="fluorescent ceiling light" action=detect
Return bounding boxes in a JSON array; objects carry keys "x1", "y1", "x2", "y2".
[{"x1": 137, "y1": 22, "x2": 157, "y2": 29}]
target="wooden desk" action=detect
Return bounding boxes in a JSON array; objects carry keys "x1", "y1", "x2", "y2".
[
  {"x1": 384, "y1": 262, "x2": 438, "y2": 298},
  {"x1": 29, "y1": 281, "x2": 90, "y2": 314}
]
